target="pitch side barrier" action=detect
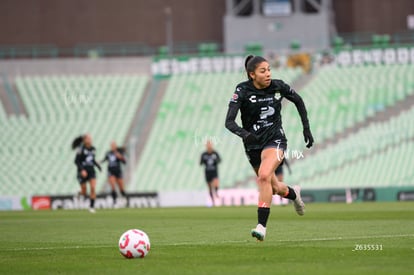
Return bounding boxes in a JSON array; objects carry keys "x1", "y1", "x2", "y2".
[
  {"x1": 31, "y1": 193, "x2": 159, "y2": 210},
  {"x1": 28, "y1": 187, "x2": 414, "y2": 210}
]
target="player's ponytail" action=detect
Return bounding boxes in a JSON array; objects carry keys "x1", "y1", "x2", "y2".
[
  {"x1": 244, "y1": 55, "x2": 267, "y2": 81},
  {"x1": 71, "y1": 135, "x2": 84, "y2": 150}
]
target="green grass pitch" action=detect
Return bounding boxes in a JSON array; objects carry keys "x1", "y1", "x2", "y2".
[{"x1": 0, "y1": 202, "x2": 413, "y2": 274}]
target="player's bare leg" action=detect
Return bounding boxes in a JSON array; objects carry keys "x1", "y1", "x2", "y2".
[
  {"x1": 116, "y1": 178, "x2": 126, "y2": 197},
  {"x1": 276, "y1": 173, "x2": 290, "y2": 206},
  {"x1": 271, "y1": 157, "x2": 305, "y2": 216},
  {"x1": 89, "y1": 179, "x2": 97, "y2": 213},
  {"x1": 108, "y1": 176, "x2": 117, "y2": 205},
  {"x1": 79, "y1": 183, "x2": 87, "y2": 197},
  {"x1": 207, "y1": 182, "x2": 215, "y2": 206},
  {"x1": 212, "y1": 178, "x2": 220, "y2": 199},
  {"x1": 251, "y1": 148, "x2": 281, "y2": 241}
]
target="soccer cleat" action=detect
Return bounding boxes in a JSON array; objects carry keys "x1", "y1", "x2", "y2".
[
  {"x1": 89, "y1": 208, "x2": 96, "y2": 214},
  {"x1": 293, "y1": 185, "x2": 305, "y2": 216},
  {"x1": 251, "y1": 224, "x2": 266, "y2": 241}
]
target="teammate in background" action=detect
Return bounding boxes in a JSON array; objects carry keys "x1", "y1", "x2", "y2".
[
  {"x1": 72, "y1": 134, "x2": 101, "y2": 213},
  {"x1": 101, "y1": 141, "x2": 127, "y2": 206},
  {"x1": 225, "y1": 55, "x2": 314, "y2": 241},
  {"x1": 200, "y1": 140, "x2": 221, "y2": 206},
  {"x1": 275, "y1": 159, "x2": 291, "y2": 206}
]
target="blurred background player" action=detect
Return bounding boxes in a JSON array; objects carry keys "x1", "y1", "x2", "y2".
[
  {"x1": 200, "y1": 140, "x2": 221, "y2": 206},
  {"x1": 101, "y1": 141, "x2": 127, "y2": 207},
  {"x1": 72, "y1": 134, "x2": 101, "y2": 213},
  {"x1": 275, "y1": 159, "x2": 291, "y2": 206}
]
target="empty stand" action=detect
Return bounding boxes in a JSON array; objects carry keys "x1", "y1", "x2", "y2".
[{"x1": 0, "y1": 75, "x2": 148, "y2": 196}]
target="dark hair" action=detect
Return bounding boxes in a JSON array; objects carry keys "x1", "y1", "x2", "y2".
[
  {"x1": 71, "y1": 135, "x2": 84, "y2": 150},
  {"x1": 117, "y1": 147, "x2": 126, "y2": 155},
  {"x1": 244, "y1": 55, "x2": 267, "y2": 80}
]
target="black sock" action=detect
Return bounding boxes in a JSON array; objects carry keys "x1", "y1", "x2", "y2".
[
  {"x1": 111, "y1": 190, "x2": 117, "y2": 202},
  {"x1": 120, "y1": 190, "x2": 126, "y2": 197},
  {"x1": 284, "y1": 186, "x2": 297, "y2": 200},
  {"x1": 90, "y1": 198, "x2": 95, "y2": 208},
  {"x1": 257, "y1": 207, "x2": 270, "y2": 227},
  {"x1": 209, "y1": 190, "x2": 214, "y2": 201}
]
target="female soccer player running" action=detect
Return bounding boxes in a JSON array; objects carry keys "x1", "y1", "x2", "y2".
[
  {"x1": 225, "y1": 55, "x2": 314, "y2": 241},
  {"x1": 72, "y1": 134, "x2": 101, "y2": 213},
  {"x1": 101, "y1": 141, "x2": 127, "y2": 206}
]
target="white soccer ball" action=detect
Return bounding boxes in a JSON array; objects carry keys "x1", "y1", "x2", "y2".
[{"x1": 118, "y1": 229, "x2": 151, "y2": 259}]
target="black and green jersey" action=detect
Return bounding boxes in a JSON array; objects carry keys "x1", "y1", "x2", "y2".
[
  {"x1": 225, "y1": 79, "x2": 310, "y2": 150},
  {"x1": 74, "y1": 145, "x2": 101, "y2": 172}
]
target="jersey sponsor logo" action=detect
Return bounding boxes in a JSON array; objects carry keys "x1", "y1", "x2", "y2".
[
  {"x1": 31, "y1": 196, "x2": 51, "y2": 210},
  {"x1": 259, "y1": 106, "x2": 275, "y2": 119},
  {"x1": 249, "y1": 95, "x2": 257, "y2": 103},
  {"x1": 230, "y1": 93, "x2": 239, "y2": 102}
]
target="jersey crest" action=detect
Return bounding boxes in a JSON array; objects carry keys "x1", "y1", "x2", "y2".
[{"x1": 274, "y1": 92, "x2": 281, "y2": 100}]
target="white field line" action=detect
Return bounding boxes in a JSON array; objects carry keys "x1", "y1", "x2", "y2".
[
  {"x1": 167, "y1": 233, "x2": 414, "y2": 246},
  {"x1": 1, "y1": 234, "x2": 413, "y2": 252}
]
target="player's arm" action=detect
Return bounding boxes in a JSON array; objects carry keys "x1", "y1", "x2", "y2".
[
  {"x1": 75, "y1": 150, "x2": 87, "y2": 177},
  {"x1": 225, "y1": 89, "x2": 256, "y2": 143},
  {"x1": 115, "y1": 150, "x2": 126, "y2": 164},
  {"x1": 216, "y1": 152, "x2": 221, "y2": 164},
  {"x1": 225, "y1": 102, "x2": 249, "y2": 138},
  {"x1": 283, "y1": 84, "x2": 314, "y2": 148},
  {"x1": 93, "y1": 159, "x2": 102, "y2": 172},
  {"x1": 100, "y1": 154, "x2": 108, "y2": 164},
  {"x1": 93, "y1": 150, "x2": 102, "y2": 172},
  {"x1": 74, "y1": 150, "x2": 84, "y2": 171}
]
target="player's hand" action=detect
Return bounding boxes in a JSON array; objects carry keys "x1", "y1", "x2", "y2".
[
  {"x1": 81, "y1": 170, "x2": 88, "y2": 178},
  {"x1": 303, "y1": 127, "x2": 314, "y2": 148},
  {"x1": 243, "y1": 133, "x2": 258, "y2": 145}
]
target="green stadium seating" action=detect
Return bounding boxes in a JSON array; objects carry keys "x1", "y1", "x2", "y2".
[
  {"x1": 0, "y1": 75, "x2": 148, "y2": 196},
  {"x1": 281, "y1": 64, "x2": 414, "y2": 151},
  {"x1": 284, "y1": 98, "x2": 414, "y2": 189}
]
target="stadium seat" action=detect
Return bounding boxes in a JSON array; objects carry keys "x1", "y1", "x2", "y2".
[
  {"x1": 0, "y1": 75, "x2": 148, "y2": 196},
  {"x1": 285, "y1": 105, "x2": 414, "y2": 189}
]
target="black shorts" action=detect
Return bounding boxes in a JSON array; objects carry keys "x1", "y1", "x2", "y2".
[
  {"x1": 205, "y1": 171, "x2": 218, "y2": 183},
  {"x1": 77, "y1": 167, "x2": 96, "y2": 184},
  {"x1": 245, "y1": 138, "x2": 287, "y2": 169},
  {"x1": 108, "y1": 167, "x2": 123, "y2": 179}
]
